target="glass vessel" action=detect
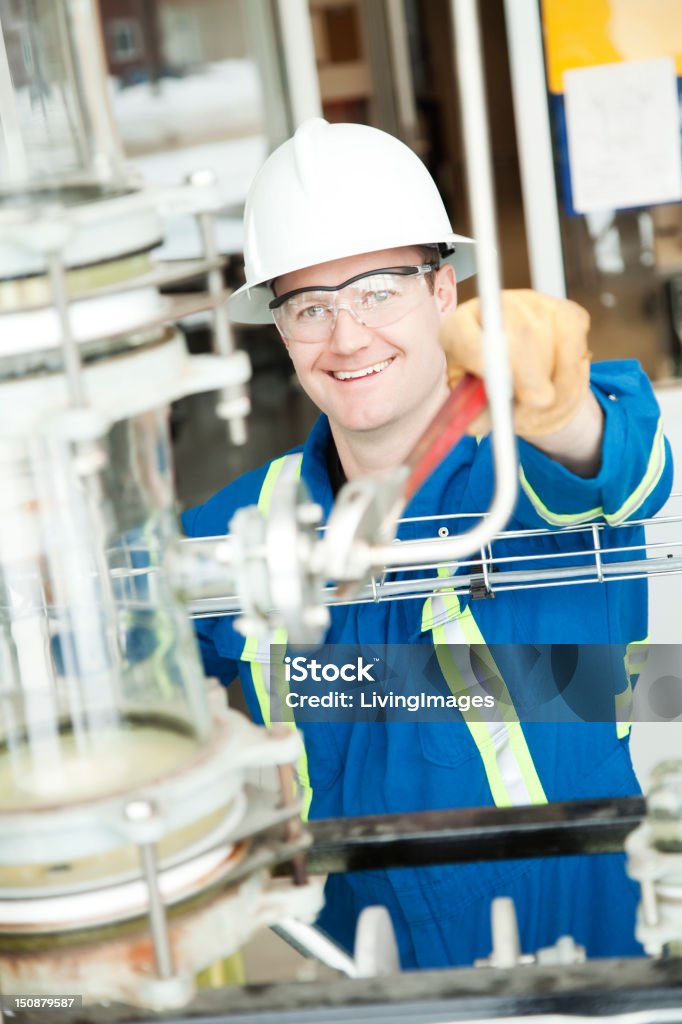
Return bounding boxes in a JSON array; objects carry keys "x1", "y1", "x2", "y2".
[
  {"x1": 0, "y1": 397, "x2": 212, "y2": 813},
  {"x1": 0, "y1": 0, "x2": 128, "y2": 200}
]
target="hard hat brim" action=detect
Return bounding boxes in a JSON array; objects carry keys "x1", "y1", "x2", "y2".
[{"x1": 228, "y1": 233, "x2": 476, "y2": 325}]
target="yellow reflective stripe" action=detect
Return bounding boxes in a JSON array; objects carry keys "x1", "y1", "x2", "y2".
[
  {"x1": 607, "y1": 422, "x2": 666, "y2": 526},
  {"x1": 455, "y1": 608, "x2": 547, "y2": 805},
  {"x1": 505, "y1": 722, "x2": 547, "y2": 802},
  {"x1": 626, "y1": 636, "x2": 650, "y2": 677},
  {"x1": 246, "y1": 453, "x2": 312, "y2": 818},
  {"x1": 242, "y1": 456, "x2": 302, "y2": 663},
  {"x1": 432, "y1": 629, "x2": 511, "y2": 803},
  {"x1": 242, "y1": 632, "x2": 259, "y2": 660},
  {"x1": 251, "y1": 661, "x2": 312, "y2": 818},
  {"x1": 432, "y1": 615, "x2": 547, "y2": 807},
  {"x1": 616, "y1": 636, "x2": 649, "y2": 739},
  {"x1": 258, "y1": 457, "x2": 288, "y2": 515},
  {"x1": 468, "y1": 721, "x2": 514, "y2": 806},
  {"x1": 519, "y1": 465, "x2": 601, "y2": 526},
  {"x1": 256, "y1": 452, "x2": 301, "y2": 516},
  {"x1": 519, "y1": 418, "x2": 665, "y2": 527},
  {"x1": 297, "y1": 749, "x2": 313, "y2": 821},
  {"x1": 250, "y1": 661, "x2": 271, "y2": 727},
  {"x1": 421, "y1": 566, "x2": 459, "y2": 631}
]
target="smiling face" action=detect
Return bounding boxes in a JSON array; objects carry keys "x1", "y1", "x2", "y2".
[{"x1": 273, "y1": 246, "x2": 457, "y2": 450}]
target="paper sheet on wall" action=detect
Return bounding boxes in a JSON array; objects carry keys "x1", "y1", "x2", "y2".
[{"x1": 563, "y1": 57, "x2": 682, "y2": 213}]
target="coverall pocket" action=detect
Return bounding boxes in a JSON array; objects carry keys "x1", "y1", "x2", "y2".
[{"x1": 417, "y1": 721, "x2": 480, "y2": 770}]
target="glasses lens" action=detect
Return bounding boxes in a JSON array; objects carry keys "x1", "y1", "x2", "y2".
[
  {"x1": 274, "y1": 270, "x2": 429, "y2": 343},
  {"x1": 273, "y1": 291, "x2": 336, "y2": 342}
]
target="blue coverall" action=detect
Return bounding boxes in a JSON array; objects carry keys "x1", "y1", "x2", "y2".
[{"x1": 183, "y1": 360, "x2": 673, "y2": 968}]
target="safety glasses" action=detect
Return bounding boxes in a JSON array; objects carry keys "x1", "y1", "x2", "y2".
[{"x1": 269, "y1": 264, "x2": 437, "y2": 343}]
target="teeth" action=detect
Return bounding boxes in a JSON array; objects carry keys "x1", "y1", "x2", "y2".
[{"x1": 332, "y1": 359, "x2": 392, "y2": 381}]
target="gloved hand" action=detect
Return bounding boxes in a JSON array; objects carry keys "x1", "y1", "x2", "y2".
[{"x1": 440, "y1": 289, "x2": 592, "y2": 438}]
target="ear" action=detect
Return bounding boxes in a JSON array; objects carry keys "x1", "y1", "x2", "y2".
[{"x1": 434, "y1": 263, "x2": 457, "y2": 317}]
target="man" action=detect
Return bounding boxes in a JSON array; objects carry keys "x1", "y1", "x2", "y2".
[{"x1": 183, "y1": 119, "x2": 672, "y2": 968}]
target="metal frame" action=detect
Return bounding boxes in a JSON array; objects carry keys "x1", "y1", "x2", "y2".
[
  {"x1": 182, "y1": 493, "x2": 682, "y2": 619},
  {"x1": 11, "y1": 956, "x2": 682, "y2": 1023},
  {"x1": 297, "y1": 796, "x2": 645, "y2": 875}
]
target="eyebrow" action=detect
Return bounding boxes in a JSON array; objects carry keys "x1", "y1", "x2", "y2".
[{"x1": 269, "y1": 265, "x2": 433, "y2": 310}]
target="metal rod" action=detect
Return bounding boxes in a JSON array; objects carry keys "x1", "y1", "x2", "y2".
[
  {"x1": 187, "y1": 553, "x2": 682, "y2": 618},
  {"x1": 197, "y1": 207, "x2": 234, "y2": 358},
  {"x1": 593, "y1": 523, "x2": 605, "y2": 582},
  {"x1": 271, "y1": 919, "x2": 358, "y2": 978},
  {"x1": 47, "y1": 249, "x2": 87, "y2": 408},
  {"x1": 194, "y1": 191, "x2": 249, "y2": 446},
  {"x1": 296, "y1": 797, "x2": 646, "y2": 876},
  {"x1": 138, "y1": 839, "x2": 175, "y2": 979},
  {"x1": 277, "y1": 761, "x2": 308, "y2": 886},
  {"x1": 126, "y1": 799, "x2": 175, "y2": 981},
  {"x1": 366, "y1": 0, "x2": 518, "y2": 572}
]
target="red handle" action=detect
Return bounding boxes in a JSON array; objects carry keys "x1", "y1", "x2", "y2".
[{"x1": 404, "y1": 374, "x2": 487, "y2": 502}]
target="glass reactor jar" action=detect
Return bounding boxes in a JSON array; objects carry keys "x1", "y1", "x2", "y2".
[{"x1": 0, "y1": 367, "x2": 212, "y2": 814}]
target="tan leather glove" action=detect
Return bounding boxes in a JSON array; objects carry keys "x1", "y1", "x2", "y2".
[{"x1": 440, "y1": 290, "x2": 592, "y2": 438}]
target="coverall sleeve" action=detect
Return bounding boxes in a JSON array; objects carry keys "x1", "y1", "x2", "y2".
[{"x1": 513, "y1": 360, "x2": 672, "y2": 530}]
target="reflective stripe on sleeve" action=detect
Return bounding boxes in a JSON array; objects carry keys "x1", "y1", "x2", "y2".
[{"x1": 519, "y1": 418, "x2": 666, "y2": 527}]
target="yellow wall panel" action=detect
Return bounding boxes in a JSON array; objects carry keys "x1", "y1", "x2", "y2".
[{"x1": 542, "y1": 0, "x2": 682, "y2": 93}]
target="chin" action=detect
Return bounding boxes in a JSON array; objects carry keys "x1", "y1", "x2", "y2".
[{"x1": 336, "y1": 411, "x2": 395, "y2": 433}]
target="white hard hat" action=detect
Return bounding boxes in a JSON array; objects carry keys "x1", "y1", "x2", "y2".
[{"x1": 228, "y1": 118, "x2": 475, "y2": 324}]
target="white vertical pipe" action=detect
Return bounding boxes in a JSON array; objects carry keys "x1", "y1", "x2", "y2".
[
  {"x1": 70, "y1": 0, "x2": 128, "y2": 184},
  {"x1": 503, "y1": 0, "x2": 566, "y2": 298},
  {"x1": 447, "y1": 0, "x2": 518, "y2": 528},
  {"x1": 370, "y1": 0, "x2": 519, "y2": 569},
  {"x1": 275, "y1": 0, "x2": 323, "y2": 128},
  {"x1": 0, "y1": 20, "x2": 28, "y2": 183},
  {"x1": 385, "y1": 0, "x2": 419, "y2": 148}
]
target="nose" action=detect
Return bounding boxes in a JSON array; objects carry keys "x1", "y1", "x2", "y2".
[{"x1": 327, "y1": 306, "x2": 373, "y2": 356}]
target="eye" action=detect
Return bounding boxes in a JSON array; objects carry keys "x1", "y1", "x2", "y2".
[
  {"x1": 297, "y1": 303, "x2": 329, "y2": 320},
  {"x1": 356, "y1": 274, "x2": 402, "y2": 309},
  {"x1": 359, "y1": 286, "x2": 398, "y2": 310}
]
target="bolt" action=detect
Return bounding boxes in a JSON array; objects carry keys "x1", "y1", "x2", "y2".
[
  {"x1": 641, "y1": 878, "x2": 659, "y2": 927},
  {"x1": 187, "y1": 169, "x2": 217, "y2": 189},
  {"x1": 125, "y1": 799, "x2": 156, "y2": 823},
  {"x1": 297, "y1": 503, "x2": 323, "y2": 527}
]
